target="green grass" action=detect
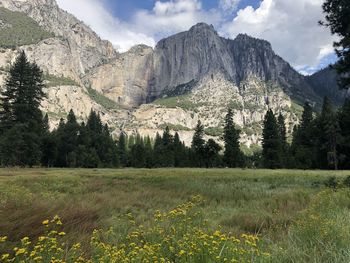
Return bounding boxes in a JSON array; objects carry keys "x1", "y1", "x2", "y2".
[
  {"x1": 0, "y1": 7, "x2": 54, "y2": 48},
  {"x1": 44, "y1": 74, "x2": 79, "y2": 87},
  {"x1": 86, "y1": 86, "x2": 119, "y2": 110},
  {"x1": 0, "y1": 168, "x2": 349, "y2": 262},
  {"x1": 153, "y1": 94, "x2": 205, "y2": 111}
]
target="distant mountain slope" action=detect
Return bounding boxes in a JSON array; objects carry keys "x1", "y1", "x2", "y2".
[{"x1": 307, "y1": 67, "x2": 348, "y2": 105}]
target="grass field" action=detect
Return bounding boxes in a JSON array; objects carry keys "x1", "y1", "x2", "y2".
[{"x1": 0, "y1": 168, "x2": 350, "y2": 262}]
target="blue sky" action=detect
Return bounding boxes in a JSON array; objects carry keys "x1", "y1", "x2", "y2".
[{"x1": 56, "y1": 0, "x2": 338, "y2": 74}]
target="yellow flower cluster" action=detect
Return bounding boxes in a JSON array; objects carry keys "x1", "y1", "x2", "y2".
[{"x1": 1, "y1": 196, "x2": 271, "y2": 262}]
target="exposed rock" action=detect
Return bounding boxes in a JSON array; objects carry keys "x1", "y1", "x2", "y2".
[{"x1": 84, "y1": 45, "x2": 154, "y2": 108}]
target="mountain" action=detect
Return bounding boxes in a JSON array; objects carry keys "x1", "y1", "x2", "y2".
[
  {"x1": 307, "y1": 67, "x2": 348, "y2": 106},
  {"x1": 0, "y1": 0, "x2": 346, "y2": 148}
]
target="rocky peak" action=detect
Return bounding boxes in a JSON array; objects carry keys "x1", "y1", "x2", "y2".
[
  {"x1": 188, "y1": 22, "x2": 217, "y2": 34},
  {"x1": 233, "y1": 33, "x2": 273, "y2": 50}
]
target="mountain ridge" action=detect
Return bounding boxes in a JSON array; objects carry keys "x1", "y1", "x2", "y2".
[{"x1": 0, "y1": 0, "x2": 346, "y2": 147}]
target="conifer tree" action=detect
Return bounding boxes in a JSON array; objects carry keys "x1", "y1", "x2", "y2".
[
  {"x1": 118, "y1": 132, "x2": 128, "y2": 167},
  {"x1": 0, "y1": 51, "x2": 45, "y2": 166},
  {"x1": 277, "y1": 113, "x2": 288, "y2": 167},
  {"x1": 223, "y1": 108, "x2": 243, "y2": 167},
  {"x1": 320, "y1": 0, "x2": 350, "y2": 90},
  {"x1": 191, "y1": 120, "x2": 205, "y2": 167},
  {"x1": 161, "y1": 126, "x2": 174, "y2": 167},
  {"x1": 316, "y1": 97, "x2": 340, "y2": 169},
  {"x1": 338, "y1": 98, "x2": 350, "y2": 169},
  {"x1": 203, "y1": 139, "x2": 221, "y2": 168},
  {"x1": 290, "y1": 103, "x2": 316, "y2": 169},
  {"x1": 262, "y1": 109, "x2": 282, "y2": 168}
]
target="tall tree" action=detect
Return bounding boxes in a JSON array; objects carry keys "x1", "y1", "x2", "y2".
[
  {"x1": 0, "y1": 51, "x2": 45, "y2": 166},
  {"x1": 223, "y1": 108, "x2": 243, "y2": 167},
  {"x1": 290, "y1": 103, "x2": 317, "y2": 169},
  {"x1": 277, "y1": 113, "x2": 288, "y2": 167},
  {"x1": 316, "y1": 97, "x2": 340, "y2": 169},
  {"x1": 320, "y1": 0, "x2": 350, "y2": 90},
  {"x1": 262, "y1": 109, "x2": 282, "y2": 169},
  {"x1": 118, "y1": 132, "x2": 128, "y2": 167},
  {"x1": 338, "y1": 99, "x2": 350, "y2": 169},
  {"x1": 191, "y1": 120, "x2": 205, "y2": 167},
  {"x1": 161, "y1": 126, "x2": 174, "y2": 167},
  {"x1": 203, "y1": 139, "x2": 221, "y2": 168}
]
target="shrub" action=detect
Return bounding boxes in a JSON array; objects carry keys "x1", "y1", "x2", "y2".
[
  {"x1": 342, "y1": 176, "x2": 350, "y2": 188},
  {"x1": 324, "y1": 176, "x2": 338, "y2": 190}
]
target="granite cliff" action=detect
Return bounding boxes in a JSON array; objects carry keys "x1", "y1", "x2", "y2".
[{"x1": 0, "y1": 0, "x2": 345, "y2": 148}]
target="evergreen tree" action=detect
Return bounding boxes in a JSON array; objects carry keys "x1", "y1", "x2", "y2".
[
  {"x1": 223, "y1": 108, "x2": 243, "y2": 167},
  {"x1": 55, "y1": 110, "x2": 80, "y2": 167},
  {"x1": 161, "y1": 126, "x2": 174, "y2": 167},
  {"x1": 191, "y1": 120, "x2": 205, "y2": 167},
  {"x1": 0, "y1": 51, "x2": 45, "y2": 166},
  {"x1": 153, "y1": 132, "x2": 163, "y2": 167},
  {"x1": 262, "y1": 109, "x2": 282, "y2": 169},
  {"x1": 277, "y1": 113, "x2": 288, "y2": 167},
  {"x1": 118, "y1": 132, "x2": 128, "y2": 167},
  {"x1": 290, "y1": 103, "x2": 317, "y2": 169},
  {"x1": 173, "y1": 132, "x2": 187, "y2": 167},
  {"x1": 203, "y1": 139, "x2": 221, "y2": 168},
  {"x1": 320, "y1": 0, "x2": 350, "y2": 90},
  {"x1": 316, "y1": 97, "x2": 340, "y2": 169},
  {"x1": 338, "y1": 99, "x2": 350, "y2": 169},
  {"x1": 144, "y1": 136, "x2": 154, "y2": 168}
]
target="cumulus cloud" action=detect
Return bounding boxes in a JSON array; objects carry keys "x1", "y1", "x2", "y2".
[
  {"x1": 132, "y1": 0, "x2": 221, "y2": 40},
  {"x1": 219, "y1": 0, "x2": 241, "y2": 12},
  {"x1": 56, "y1": 0, "x2": 155, "y2": 52},
  {"x1": 220, "y1": 0, "x2": 337, "y2": 71}
]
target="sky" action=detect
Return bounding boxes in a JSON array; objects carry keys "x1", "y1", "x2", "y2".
[{"x1": 56, "y1": 0, "x2": 338, "y2": 75}]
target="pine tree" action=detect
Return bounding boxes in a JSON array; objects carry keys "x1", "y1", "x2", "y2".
[
  {"x1": 290, "y1": 103, "x2": 317, "y2": 169},
  {"x1": 0, "y1": 51, "x2": 45, "y2": 166},
  {"x1": 338, "y1": 99, "x2": 350, "y2": 169},
  {"x1": 173, "y1": 132, "x2": 186, "y2": 167},
  {"x1": 223, "y1": 108, "x2": 243, "y2": 167},
  {"x1": 277, "y1": 113, "x2": 288, "y2": 167},
  {"x1": 161, "y1": 126, "x2": 174, "y2": 167},
  {"x1": 153, "y1": 132, "x2": 163, "y2": 167},
  {"x1": 55, "y1": 110, "x2": 80, "y2": 167},
  {"x1": 203, "y1": 139, "x2": 221, "y2": 168},
  {"x1": 262, "y1": 109, "x2": 282, "y2": 168},
  {"x1": 118, "y1": 132, "x2": 128, "y2": 167},
  {"x1": 320, "y1": 0, "x2": 350, "y2": 90},
  {"x1": 191, "y1": 120, "x2": 205, "y2": 167},
  {"x1": 316, "y1": 97, "x2": 340, "y2": 169}
]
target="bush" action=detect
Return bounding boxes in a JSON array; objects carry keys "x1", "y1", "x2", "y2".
[
  {"x1": 324, "y1": 176, "x2": 338, "y2": 190},
  {"x1": 342, "y1": 176, "x2": 350, "y2": 188}
]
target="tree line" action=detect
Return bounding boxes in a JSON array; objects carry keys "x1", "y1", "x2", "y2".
[{"x1": 0, "y1": 52, "x2": 349, "y2": 169}]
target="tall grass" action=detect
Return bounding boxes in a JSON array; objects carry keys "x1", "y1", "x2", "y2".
[{"x1": 0, "y1": 168, "x2": 349, "y2": 262}]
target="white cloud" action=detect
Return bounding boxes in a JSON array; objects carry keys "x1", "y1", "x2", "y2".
[
  {"x1": 219, "y1": 0, "x2": 241, "y2": 12},
  {"x1": 56, "y1": 0, "x2": 155, "y2": 52},
  {"x1": 132, "y1": 0, "x2": 221, "y2": 40},
  {"x1": 221, "y1": 0, "x2": 337, "y2": 70}
]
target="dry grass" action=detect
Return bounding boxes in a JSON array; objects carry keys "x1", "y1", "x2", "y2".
[{"x1": 0, "y1": 168, "x2": 348, "y2": 254}]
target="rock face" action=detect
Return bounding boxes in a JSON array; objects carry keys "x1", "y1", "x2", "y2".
[
  {"x1": 0, "y1": 0, "x2": 345, "y2": 147},
  {"x1": 148, "y1": 23, "x2": 320, "y2": 105},
  {"x1": 0, "y1": 0, "x2": 116, "y2": 80}
]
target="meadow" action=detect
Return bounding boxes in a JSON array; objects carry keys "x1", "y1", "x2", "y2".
[{"x1": 0, "y1": 168, "x2": 349, "y2": 262}]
